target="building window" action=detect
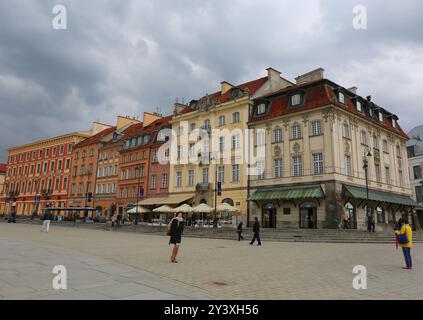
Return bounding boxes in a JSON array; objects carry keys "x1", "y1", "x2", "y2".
[
  {"x1": 313, "y1": 153, "x2": 324, "y2": 175},
  {"x1": 257, "y1": 103, "x2": 266, "y2": 115},
  {"x1": 151, "y1": 175, "x2": 157, "y2": 189},
  {"x1": 177, "y1": 145, "x2": 183, "y2": 160},
  {"x1": 162, "y1": 174, "x2": 168, "y2": 188},
  {"x1": 311, "y1": 121, "x2": 322, "y2": 136},
  {"x1": 342, "y1": 123, "x2": 350, "y2": 139},
  {"x1": 292, "y1": 123, "x2": 302, "y2": 140},
  {"x1": 176, "y1": 172, "x2": 182, "y2": 188},
  {"x1": 378, "y1": 111, "x2": 384, "y2": 122},
  {"x1": 375, "y1": 164, "x2": 381, "y2": 183},
  {"x1": 413, "y1": 166, "x2": 422, "y2": 180},
  {"x1": 416, "y1": 186, "x2": 423, "y2": 203},
  {"x1": 219, "y1": 136, "x2": 225, "y2": 152},
  {"x1": 382, "y1": 140, "x2": 389, "y2": 153},
  {"x1": 257, "y1": 131, "x2": 265, "y2": 146},
  {"x1": 360, "y1": 131, "x2": 367, "y2": 145},
  {"x1": 396, "y1": 145, "x2": 402, "y2": 158},
  {"x1": 385, "y1": 167, "x2": 391, "y2": 184},
  {"x1": 291, "y1": 94, "x2": 302, "y2": 106},
  {"x1": 232, "y1": 112, "x2": 240, "y2": 123},
  {"x1": 218, "y1": 166, "x2": 225, "y2": 183},
  {"x1": 273, "y1": 128, "x2": 282, "y2": 143},
  {"x1": 202, "y1": 168, "x2": 209, "y2": 184},
  {"x1": 232, "y1": 165, "x2": 240, "y2": 182},
  {"x1": 338, "y1": 92, "x2": 345, "y2": 104},
  {"x1": 257, "y1": 160, "x2": 265, "y2": 180},
  {"x1": 63, "y1": 178, "x2": 68, "y2": 191},
  {"x1": 188, "y1": 170, "x2": 195, "y2": 187},
  {"x1": 373, "y1": 135, "x2": 379, "y2": 149},
  {"x1": 153, "y1": 150, "x2": 158, "y2": 162},
  {"x1": 293, "y1": 156, "x2": 302, "y2": 177},
  {"x1": 344, "y1": 155, "x2": 351, "y2": 176},
  {"x1": 274, "y1": 159, "x2": 282, "y2": 178},
  {"x1": 204, "y1": 119, "x2": 211, "y2": 131},
  {"x1": 232, "y1": 134, "x2": 241, "y2": 150},
  {"x1": 218, "y1": 115, "x2": 226, "y2": 126},
  {"x1": 407, "y1": 146, "x2": 416, "y2": 158},
  {"x1": 356, "y1": 101, "x2": 362, "y2": 113}
]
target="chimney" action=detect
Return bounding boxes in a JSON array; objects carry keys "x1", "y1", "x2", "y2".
[
  {"x1": 367, "y1": 95, "x2": 372, "y2": 102},
  {"x1": 295, "y1": 68, "x2": 325, "y2": 85},
  {"x1": 221, "y1": 81, "x2": 234, "y2": 95},
  {"x1": 173, "y1": 103, "x2": 186, "y2": 115},
  {"x1": 142, "y1": 112, "x2": 162, "y2": 127},
  {"x1": 348, "y1": 87, "x2": 358, "y2": 94},
  {"x1": 116, "y1": 115, "x2": 140, "y2": 130},
  {"x1": 266, "y1": 67, "x2": 282, "y2": 81}
]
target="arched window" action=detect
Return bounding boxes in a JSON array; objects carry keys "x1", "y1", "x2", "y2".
[{"x1": 222, "y1": 198, "x2": 234, "y2": 206}]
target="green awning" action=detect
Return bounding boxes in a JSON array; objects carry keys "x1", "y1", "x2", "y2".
[
  {"x1": 248, "y1": 185, "x2": 324, "y2": 201},
  {"x1": 342, "y1": 185, "x2": 419, "y2": 207}
]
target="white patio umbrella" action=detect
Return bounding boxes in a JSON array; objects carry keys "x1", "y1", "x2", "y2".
[
  {"x1": 193, "y1": 203, "x2": 213, "y2": 227},
  {"x1": 215, "y1": 203, "x2": 240, "y2": 215},
  {"x1": 127, "y1": 206, "x2": 151, "y2": 214},
  {"x1": 172, "y1": 204, "x2": 194, "y2": 213},
  {"x1": 192, "y1": 203, "x2": 213, "y2": 213},
  {"x1": 152, "y1": 205, "x2": 174, "y2": 213}
]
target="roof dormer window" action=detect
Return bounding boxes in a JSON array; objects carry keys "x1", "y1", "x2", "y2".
[
  {"x1": 378, "y1": 111, "x2": 384, "y2": 122},
  {"x1": 291, "y1": 94, "x2": 302, "y2": 106},
  {"x1": 257, "y1": 103, "x2": 266, "y2": 115},
  {"x1": 356, "y1": 101, "x2": 362, "y2": 113},
  {"x1": 230, "y1": 88, "x2": 244, "y2": 100},
  {"x1": 338, "y1": 92, "x2": 345, "y2": 104}
]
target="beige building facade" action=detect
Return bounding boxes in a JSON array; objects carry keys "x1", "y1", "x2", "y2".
[
  {"x1": 169, "y1": 68, "x2": 292, "y2": 220},
  {"x1": 248, "y1": 68, "x2": 417, "y2": 230}
]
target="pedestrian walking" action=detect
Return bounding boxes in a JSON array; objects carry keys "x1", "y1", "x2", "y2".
[
  {"x1": 395, "y1": 217, "x2": 413, "y2": 270},
  {"x1": 169, "y1": 212, "x2": 184, "y2": 263},
  {"x1": 250, "y1": 217, "x2": 262, "y2": 246},
  {"x1": 237, "y1": 221, "x2": 244, "y2": 241},
  {"x1": 367, "y1": 213, "x2": 375, "y2": 232},
  {"x1": 111, "y1": 214, "x2": 117, "y2": 230},
  {"x1": 41, "y1": 211, "x2": 52, "y2": 233}
]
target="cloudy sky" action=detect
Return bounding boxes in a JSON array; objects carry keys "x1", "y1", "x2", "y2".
[{"x1": 0, "y1": 0, "x2": 422, "y2": 161}]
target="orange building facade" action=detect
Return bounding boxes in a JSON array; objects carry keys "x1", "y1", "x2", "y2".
[{"x1": 0, "y1": 132, "x2": 92, "y2": 216}]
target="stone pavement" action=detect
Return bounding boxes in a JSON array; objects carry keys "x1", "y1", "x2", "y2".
[{"x1": 0, "y1": 223, "x2": 422, "y2": 300}]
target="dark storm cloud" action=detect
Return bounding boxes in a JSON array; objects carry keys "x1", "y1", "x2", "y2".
[{"x1": 0, "y1": 0, "x2": 423, "y2": 161}]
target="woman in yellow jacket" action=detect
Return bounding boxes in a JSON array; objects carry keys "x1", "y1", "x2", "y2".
[{"x1": 395, "y1": 217, "x2": 413, "y2": 270}]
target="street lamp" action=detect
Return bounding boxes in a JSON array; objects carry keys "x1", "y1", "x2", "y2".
[{"x1": 363, "y1": 150, "x2": 372, "y2": 225}]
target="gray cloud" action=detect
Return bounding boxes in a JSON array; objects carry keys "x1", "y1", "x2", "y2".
[{"x1": 1, "y1": 0, "x2": 422, "y2": 161}]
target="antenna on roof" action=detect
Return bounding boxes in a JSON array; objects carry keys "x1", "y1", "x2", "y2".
[{"x1": 413, "y1": 135, "x2": 422, "y2": 146}]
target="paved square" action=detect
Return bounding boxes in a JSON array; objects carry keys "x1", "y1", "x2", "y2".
[{"x1": 0, "y1": 223, "x2": 422, "y2": 300}]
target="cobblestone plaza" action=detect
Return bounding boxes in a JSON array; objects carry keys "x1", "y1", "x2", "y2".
[{"x1": 0, "y1": 223, "x2": 422, "y2": 300}]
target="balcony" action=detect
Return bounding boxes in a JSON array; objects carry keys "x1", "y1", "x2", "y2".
[{"x1": 196, "y1": 183, "x2": 211, "y2": 193}]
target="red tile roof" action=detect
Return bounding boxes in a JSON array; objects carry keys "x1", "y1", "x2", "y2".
[
  {"x1": 0, "y1": 163, "x2": 6, "y2": 173},
  {"x1": 250, "y1": 80, "x2": 408, "y2": 139},
  {"x1": 196, "y1": 76, "x2": 269, "y2": 104},
  {"x1": 74, "y1": 126, "x2": 117, "y2": 148}
]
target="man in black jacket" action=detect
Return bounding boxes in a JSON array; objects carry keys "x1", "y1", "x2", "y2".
[{"x1": 250, "y1": 217, "x2": 262, "y2": 246}]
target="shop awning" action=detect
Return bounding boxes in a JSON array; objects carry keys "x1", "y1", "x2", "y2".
[
  {"x1": 248, "y1": 185, "x2": 324, "y2": 201},
  {"x1": 138, "y1": 194, "x2": 194, "y2": 206},
  {"x1": 342, "y1": 185, "x2": 419, "y2": 207}
]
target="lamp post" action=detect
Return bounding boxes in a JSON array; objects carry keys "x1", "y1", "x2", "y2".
[
  {"x1": 135, "y1": 165, "x2": 143, "y2": 225},
  {"x1": 363, "y1": 150, "x2": 372, "y2": 228}
]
